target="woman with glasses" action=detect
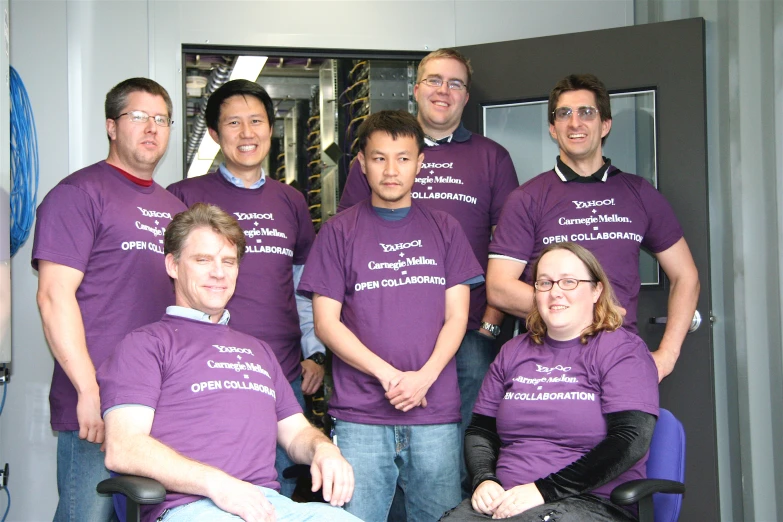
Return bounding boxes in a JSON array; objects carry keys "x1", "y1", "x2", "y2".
[{"x1": 441, "y1": 242, "x2": 658, "y2": 521}]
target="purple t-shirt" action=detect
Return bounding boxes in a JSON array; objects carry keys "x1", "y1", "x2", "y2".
[
  {"x1": 31, "y1": 161, "x2": 187, "y2": 431},
  {"x1": 490, "y1": 168, "x2": 683, "y2": 332},
  {"x1": 97, "y1": 314, "x2": 302, "y2": 522},
  {"x1": 473, "y1": 328, "x2": 659, "y2": 500},
  {"x1": 338, "y1": 131, "x2": 518, "y2": 330},
  {"x1": 298, "y1": 200, "x2": 483, "y2": 425},
  {"x1": 167, "y1": 172, "x2": 315, "y2": 382}
]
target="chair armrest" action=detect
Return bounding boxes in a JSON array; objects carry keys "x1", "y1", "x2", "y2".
[
  {"x1": 610, "y1": 478, "x2": 685, "y2": 506},
  {"x1": 96, "y1": 475, "x2": 166, "y2": 505}
]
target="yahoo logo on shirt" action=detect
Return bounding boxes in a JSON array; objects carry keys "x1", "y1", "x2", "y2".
[
  {"x1": 234, "y1": 212, "x2": 274, "y2": 221},
  {"x1": 137, "y1": 207, "x2": 172, "y2": 219},
  {"x1": 421, "y1": 162, "x2": 453, "y2": 169},
  {"x1": 572, "y1": 198, "x2": 615, "y2": 210},
  {"x1": 535, "y1": 364, "x2": 572, "y2": 374},
  {"x1": 379, "y1": 240, "x2": 423, "y2": 253},
  {"x1": 212, "y1": 344, "x2": 255, "y2": 356}
]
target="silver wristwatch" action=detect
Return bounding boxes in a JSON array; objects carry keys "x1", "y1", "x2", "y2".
[{"x1": 480, "y1": 322, "x2": 501, "y2": 337}]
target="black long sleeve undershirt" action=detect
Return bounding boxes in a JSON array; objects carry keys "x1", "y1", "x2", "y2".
[
  {"x1": 464, "y1": 410, "x2": 656, "y2": 501},
  {"x1": 464, "y1": 413, "x2": 502, "y2": 492}
]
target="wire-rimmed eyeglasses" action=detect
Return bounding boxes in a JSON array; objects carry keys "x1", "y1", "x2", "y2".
[
  {"x1": 552, "y1": 106, "x2": 599, "y2": 122},
  {"x1": 418, "y1": 77, "x2": 467, "y2": 91},
  {"x1": 114, "y1": 110, "x2": 173, "y2": 127}
]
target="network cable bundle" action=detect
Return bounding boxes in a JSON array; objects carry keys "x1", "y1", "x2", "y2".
[
  {"x1": 344, "y1": 60, "x2": 416, "y2": 173},
  {"x1": 184, "y1": 57, "x2": 234, "y2": 170},
  {"x1": 341, "y1": 60, "x2": 369, "y2": 174},
  {"x1": 275, "y1": 150, "x2": 286, "y2": 181},
  {"x1": 10, "y1": 65, "x2": 39, "y2": 258},
  {"x1": 306, "y1": 87, "x2": 322, "y2": 230}
]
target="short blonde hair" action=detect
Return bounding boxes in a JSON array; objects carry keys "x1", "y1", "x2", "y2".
[
  {"x1": 416, "y1": 48, "x2": 473, "y2": 91},
  {"x1": 526, "y1": 242, "x2": 623, "y2": 344}
]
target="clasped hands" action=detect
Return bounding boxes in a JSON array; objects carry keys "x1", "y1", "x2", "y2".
[
  {"x1": 472, "y1": 481, "x2": 545, "y2": 519},
  {"x1": 380, "y1": 368, "x2": 435, "y2": 412}
]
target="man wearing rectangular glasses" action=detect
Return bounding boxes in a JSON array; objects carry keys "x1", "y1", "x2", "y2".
[
  {"x1": 338, "y1": 49, "x2": 519, "y2": 499},
  {"x1": 487, "y1": 73, "x2": 699, "y2": 383},
  {"x1": 32, "y1": 77, "x2": 186, "y2": 521}
]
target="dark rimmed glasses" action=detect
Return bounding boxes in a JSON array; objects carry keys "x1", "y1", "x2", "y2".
[{"x1": 534, "y1": 278, "x2": 596, "y2": 292}]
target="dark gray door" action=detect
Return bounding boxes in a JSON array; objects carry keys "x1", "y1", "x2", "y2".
[{"x1": 458, "y1": 18, "x2": 716, "y2": 520}]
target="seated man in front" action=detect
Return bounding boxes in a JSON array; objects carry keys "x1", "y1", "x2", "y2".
[{"x1": 97, "y1": 203, "x2": 359, "y2": 522}]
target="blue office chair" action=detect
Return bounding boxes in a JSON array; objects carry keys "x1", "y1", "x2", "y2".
[{"x1": 611, "y1": 408, "x2": 686, "y2": 522}]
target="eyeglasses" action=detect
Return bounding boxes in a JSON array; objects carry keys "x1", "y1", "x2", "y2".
[
  {"x1": 114, "y1": 110, "x2": 173, "y2": 127},
  {"x1": 419, "y1": 77, "x2": 467, "y2": 91},
  {"x1": 552, "y1": 106, "x2": 599, "y2": 122},
  {"x1": 534, "y1": 278, "x2": 596, "y2": 292}
]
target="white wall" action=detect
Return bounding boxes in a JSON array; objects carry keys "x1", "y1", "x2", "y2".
[{"x1": 2, "y1": 1, "x2": 631, "y2": 519}]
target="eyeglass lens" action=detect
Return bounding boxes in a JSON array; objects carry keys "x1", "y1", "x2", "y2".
[{"x1": 554, "y1": 106, "x2": 598, "y2": 122}]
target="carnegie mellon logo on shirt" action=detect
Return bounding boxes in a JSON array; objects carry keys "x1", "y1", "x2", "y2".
[
  {"x1": 232, "y1": 211, "x2": 294, "y2": 257},
  {"x1": 415, "y1": 163, "x2": 466, "y2": 188}
]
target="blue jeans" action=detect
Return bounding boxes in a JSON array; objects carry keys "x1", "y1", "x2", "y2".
[
  {"x1": 161, "y1": 486, "x2": 362, "y2": 521},
  {"x1": 54, "y1": 430, "x2": 117, "y2": 522},
  {"x1": 275, "y1": 377, "x2": 306, "y2": 498},
  {"x1": 455, "y1": 330, "x2": 498, "y2": 499},
  {"x1": 334, "y1": 420, "x2": 461, "y2": 522}
]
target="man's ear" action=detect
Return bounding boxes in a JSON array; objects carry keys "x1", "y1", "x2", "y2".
[
  {"x1": 208, "y1": 127, "x2": 220, "y2": 144},
  {"x1": 165, "y1": 253, "x2": 178, "y2": 281},
  {"x1": 601, "y1": 118, "x2": 612, "y2": 139},
  {"x1": 357, "y1": 150, "x2": 367, "y2": 175},
  {"x1": 106, "y1": 119, "x2": 117, "y2": 141}
]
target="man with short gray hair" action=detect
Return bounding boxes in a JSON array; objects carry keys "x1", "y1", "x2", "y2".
[{"x1": 98, "y1": 203, "x2": 358, "y2": 522}]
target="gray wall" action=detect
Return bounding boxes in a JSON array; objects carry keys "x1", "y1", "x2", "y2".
[
  {"x1": 2, "y1": 1, "x2": 631, "y2": 520},
  {"x1": 637, "y1": 1, "x2": 783, "y2": 521},
  {"x1": 1, "y1": 0, "x2": 9, "y2": 363}
]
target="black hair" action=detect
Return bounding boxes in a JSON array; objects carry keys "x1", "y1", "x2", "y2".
[
  {"x1": 357, "y1": 110, "x2": 425, "y2": 154},
  {"x1": 205, "y1": 79, "x2": 274, "y2": 133}
]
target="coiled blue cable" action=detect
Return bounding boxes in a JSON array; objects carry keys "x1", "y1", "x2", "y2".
[
  {"x1": 10, "y1": 65, "x2": 39, "y2": 257},
  {"x1": 0, "y1": 486, "x2": 8, "y2": 521}
]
